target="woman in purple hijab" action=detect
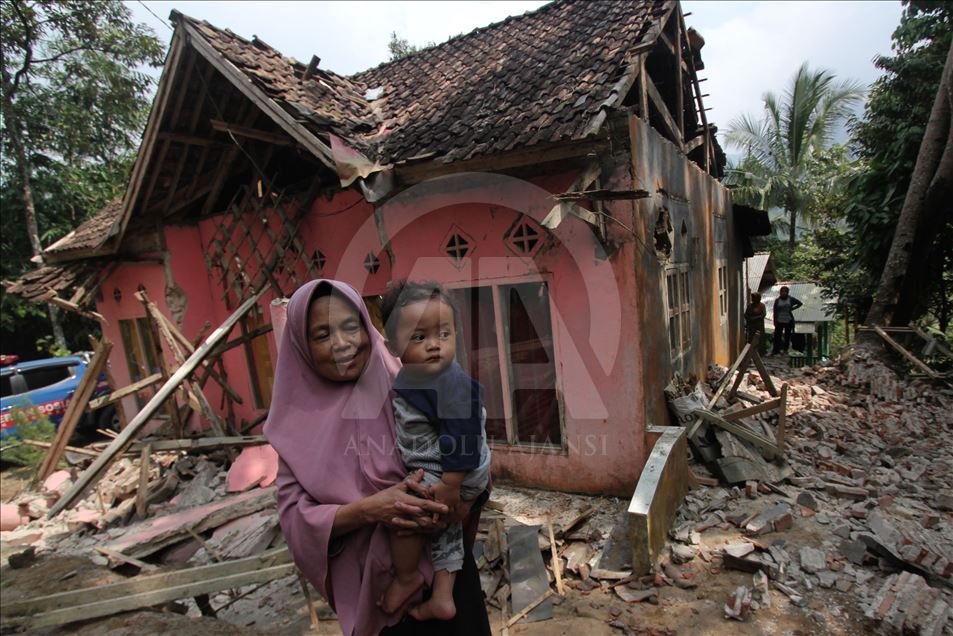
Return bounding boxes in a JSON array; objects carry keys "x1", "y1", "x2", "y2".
[{"x1": 264, "y1": 279, "x2": 491, "y2": 636}]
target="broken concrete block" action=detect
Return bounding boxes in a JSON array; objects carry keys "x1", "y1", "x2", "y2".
[
  {"x1": 817, "y1": 571, "x2": 838, "y2": 589},
  {"x1": 671, "y1": 544, "x2": 696, "y2": 564},
  {"x1": 723, "y1": 543, "x2": 756, "y2": 559},
  {"x1": 744, "y1": 503, "x2": 793, "y2": 536},
  {"x1": 752, "y1": 570, "x2": 770, "y2": 609},
  {"x1": 796, "y1": 491, "x2": 818, "y2": 512},
  {"x1": 866, "y1": 572, "x2": 951, "y2": 634},
  {"x1": 724, "y1": 586, "x2": 752, "y2": 621},
  {"x1": 840, "y1": 539, "x2": 869, "y2": 566},
  {"x1": 799, "y1": 547, "x2": 827, "y2": 574}
]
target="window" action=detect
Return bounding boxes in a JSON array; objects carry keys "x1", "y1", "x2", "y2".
[
  {"x1": 22, "y1": 365, "x2": 73, "y2": 391},
  {"x1": 119, "y1": 318, "x2": 163, "y2": 409},
  {"x1": 1, "y1": 373, "x2": 15, "y2": 398},
  {"x1": 242, "y1": 305, "x2": 275, "y2": 410},
  {"x1": 665, "y1": 266, "x2": 692, "y2": 358},
  {"x1": 449, "y1": 280, "x2": 561, "y2": 447},
  {"x1": 717, "y1": 263, "x2": 728, "y2": 323}
]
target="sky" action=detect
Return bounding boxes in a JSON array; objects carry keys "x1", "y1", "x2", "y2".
[{"x1": 126, "y1": 0, "x2": 904, "y2": 148}]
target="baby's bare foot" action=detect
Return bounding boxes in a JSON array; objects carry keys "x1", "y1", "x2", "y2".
[
  {"x1": 380, "y1": 571, "x2": 425, "y2": 614},
  {"x1": 408, "y1": 596, "x2": 457, "y2": 621}
]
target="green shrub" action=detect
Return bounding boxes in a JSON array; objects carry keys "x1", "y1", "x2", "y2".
[{"x1": 1, "y1": 407, "x2": 57, "y2": 467}]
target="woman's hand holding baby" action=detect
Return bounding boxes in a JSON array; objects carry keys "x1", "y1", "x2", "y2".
[{"x1": 360, "y1": 469, "x2": 448, "y2": 532}]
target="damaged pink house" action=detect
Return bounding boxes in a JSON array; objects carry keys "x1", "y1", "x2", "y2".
[{"x1": 5, "y1": 0, "x2": 769, "y2": 499}]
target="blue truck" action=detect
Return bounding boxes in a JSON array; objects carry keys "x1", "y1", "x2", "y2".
[{"x1": 0, "y1": 355, "x2": 115, "y2": 440}]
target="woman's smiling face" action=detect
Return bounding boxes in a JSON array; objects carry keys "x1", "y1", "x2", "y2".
[{"x1": 307, "y1": 292, "x2": 371, "y2": 382}]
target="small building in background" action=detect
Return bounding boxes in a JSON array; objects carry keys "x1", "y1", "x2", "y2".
[{"x1": 762, "y1": 282, "x2": 837, "y2": 364}]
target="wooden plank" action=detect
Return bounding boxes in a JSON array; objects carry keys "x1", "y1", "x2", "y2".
[
  {"x1": 674, "y1": 21, "x2": 684, "y2": 140},
  {"x1": 135, "y1": 443, "x2": 151, "y2": 519},
  {"x1": 94, "y1": 546, "x2": 156, "y2": 572},
  {"x1": 142, "y1": 293, "x2": 243, "y2": 405},
  {"x1": 639, "y1": 58, "x2": 649, "y2": 121},
  {"x1": 37, "y1": 338, "x2": 112, "y2": 481},
  {"x1": 47, "y1": 288, "x2": 267, "y2": 518},
  {"x1": 1, "y1": 547, "x2": 291, "y2": 618},
  {"x1": 104, "y1": 487, "x2": 276, "y2": 559},
  {"x1": 873, "y1": 326, "x2": 939, "y2": 377},
  {"x1": 644, "y1": 74, "x2": 683, "y2": 149},
  {"x1": 555, "y1": 506, "x2": 594, "y2": 539},
  {"x1": 88, "y1": 373, "x2": 163, "y2": 411},
  {"x1": 137, "y1": 291, "x2": 228, "y2": 437},
  {"x1": 3, "y1": 563, "x2": 294, "y2": 630},
  {"x1": 546, "y1": 517, "x2": 565, "y2": 596},
  {"x1": 129, "y1": 435, "x2": 267, "y2": 453},
  {"x1": 686, "y1": 343, "x2": 751, "y2": 439},
  {"x1": 182, "y1": 22, "x2": 334, "y2": 166},
  {"x1": 210, "y1": 119, "x2": 293, "y2": 146},
  {"x1": 506, "y1": 589, "x2": 555, "y2": 628},
  {"x1": 776, "y1": 383, "x2": 788, "y2": 455},
  {"x1": 722, "y1": 398, "x2": 782, "y2": 422},
  {"x1": 749, "y1": 348, "x2": 778, "y2": 397},
  {"x1": 697, "y1": 410, "x2": 779, "y2": 459}
]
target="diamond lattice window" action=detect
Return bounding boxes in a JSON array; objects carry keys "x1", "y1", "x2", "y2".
[
  {"x1": 505, "y1": 218, "x2": 544, "y2": 257},
  {"x1": 445, "y1": 233, "x2": 472, "y2": 263},
  {"x1": 312, "y1": 249, "x2": 327, "y2": 272},
  {"x1": 364, "y1": 253, "x2": 381, "y2": 274}
]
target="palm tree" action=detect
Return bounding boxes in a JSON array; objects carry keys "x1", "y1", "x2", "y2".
[{"x1": 726, "y1": 63, "x2": 864, "y2": 248}]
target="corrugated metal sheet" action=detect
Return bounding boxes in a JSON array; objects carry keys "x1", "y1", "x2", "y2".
[{"x1": 744, "y1": 252, "x2": 772, "y2": 293}]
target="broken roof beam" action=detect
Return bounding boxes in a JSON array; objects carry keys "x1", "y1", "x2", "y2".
[
  {"x1": 553, "y1": 189, "x2": 650, "y2": 202},
  {"x1": 47, "y1": 287, "x2": 268, "y2": 518},
  {"x1": 644, "y1": 73, "x2": 683, "y2": 150},
  {"x1": 209, "y1": 119, "x2": 293, "y2": 146},
  {"x1": 180, "y1": 18, "x2": 335, "y2": 168}
]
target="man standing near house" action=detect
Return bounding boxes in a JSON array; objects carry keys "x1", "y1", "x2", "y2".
[{"x1": 771, "y1": 286, "x2": 802, "y2": 355}]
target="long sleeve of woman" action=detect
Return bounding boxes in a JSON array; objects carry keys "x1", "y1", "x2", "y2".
[{"x1": 275, "y1": 457, "x2": 340, "y2": 603}]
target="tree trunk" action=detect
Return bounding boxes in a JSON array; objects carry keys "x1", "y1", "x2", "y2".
[
  {"x1": 864, "y1": 39, "x2": 953, "y2": 329},
  {"x1": 2, "y1": 93, "x2": 68, "y2": 351},
  {"x1": 787, "y1": 207, "x2": 797, "y2": 249}
]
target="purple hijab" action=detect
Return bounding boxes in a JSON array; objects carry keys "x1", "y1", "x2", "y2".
[{"x1": 264, "y1": 279, "x2": 432, "y2": 635}]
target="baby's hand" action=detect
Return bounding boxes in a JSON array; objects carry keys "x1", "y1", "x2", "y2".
[{"x1": 430, "y1": 478, "x2": 462, "y2": 522}]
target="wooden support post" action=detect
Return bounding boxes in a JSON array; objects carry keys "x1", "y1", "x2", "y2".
[
  {"x1": 37, "y1": 337, "x2": 112, "y2": 482},
  {"x1": 546, "y1": 517, "x2": 565, "y2": 596},
  {"x1": 47, "y1": 288, "x2": 267, "y2": 518},
  {"x1": 776, "y1": 383, "x2": 788, "y2": 455},
  {"x1": 750, "y1": 348, "x2": 779, "y2": 396},
  {"x1": 297, "y1": 570, "x2": 320, "y2": 630},
  {"x1": 686, "y1": 343, "x2": 751, "y2": 439},
  {"x1": 135, "y1": 443, "x2": 152, "y2": 519},
  {"x1": 674, "y1": 20, "x2": 684, "y2": 141},
  {"x1": 100, "y1": 363, "x2": 129, "y2": 432},
  {"x1": 136, "y1": 291, "x2": 229, "y2": 437},
  {"x1": 644, "y1": 74, "x2": 684, "y2": 150},
  {"x1": 873, "y1": 326, "x2": 941, "y2": 377},
  {"x1": 722, "y1": 397, "x2": 783, "y2": 422}
]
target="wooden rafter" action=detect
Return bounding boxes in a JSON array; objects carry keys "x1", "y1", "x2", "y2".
[
  {"x1": 210, "y1": 119, "x2": 293, "y2": 146},
  {"x1": 644, "y1": 74, "x2": 683, "y2": 148}
]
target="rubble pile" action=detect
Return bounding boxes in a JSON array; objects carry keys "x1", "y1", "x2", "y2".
[{"x1": 668, "y1": 348, "x2": 953, "y2": 634}]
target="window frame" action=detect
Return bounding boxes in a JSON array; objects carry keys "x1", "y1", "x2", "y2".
[
  {"x1": 717, "y1": 260, "x2": 729, "y2": 325},
  {"x1": 444, "y1": 274, "x2": 567, "y2": 452},
  {"x1": 664, "y1": 264, "x2": 692, "y2": 360}
]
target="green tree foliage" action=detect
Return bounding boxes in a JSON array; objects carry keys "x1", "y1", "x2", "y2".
[
  {"x1": 726, "y1": 63, "x2": 864, "y2": 248},
  {"x1": 0, "y1": 0, "x2": 162, "y2": 355},
  {"x1": 845, "y1": 1, "x2": 953, "y2": 332},
  {"x1": 387, "y1": 31, "x2": 434, "y2": 61}
]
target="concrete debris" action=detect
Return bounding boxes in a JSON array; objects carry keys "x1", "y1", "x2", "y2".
[
  {"x1": 867, "y1": 572, "x2": 951, "y2": 635},
  {"x1": 724, "y1": 585, "x2": 752, "y2": 621}
]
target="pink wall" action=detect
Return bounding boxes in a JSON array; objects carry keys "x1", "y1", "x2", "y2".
[{"x1": 95, "y1": 118, "x2": 737, "y2": 497}]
